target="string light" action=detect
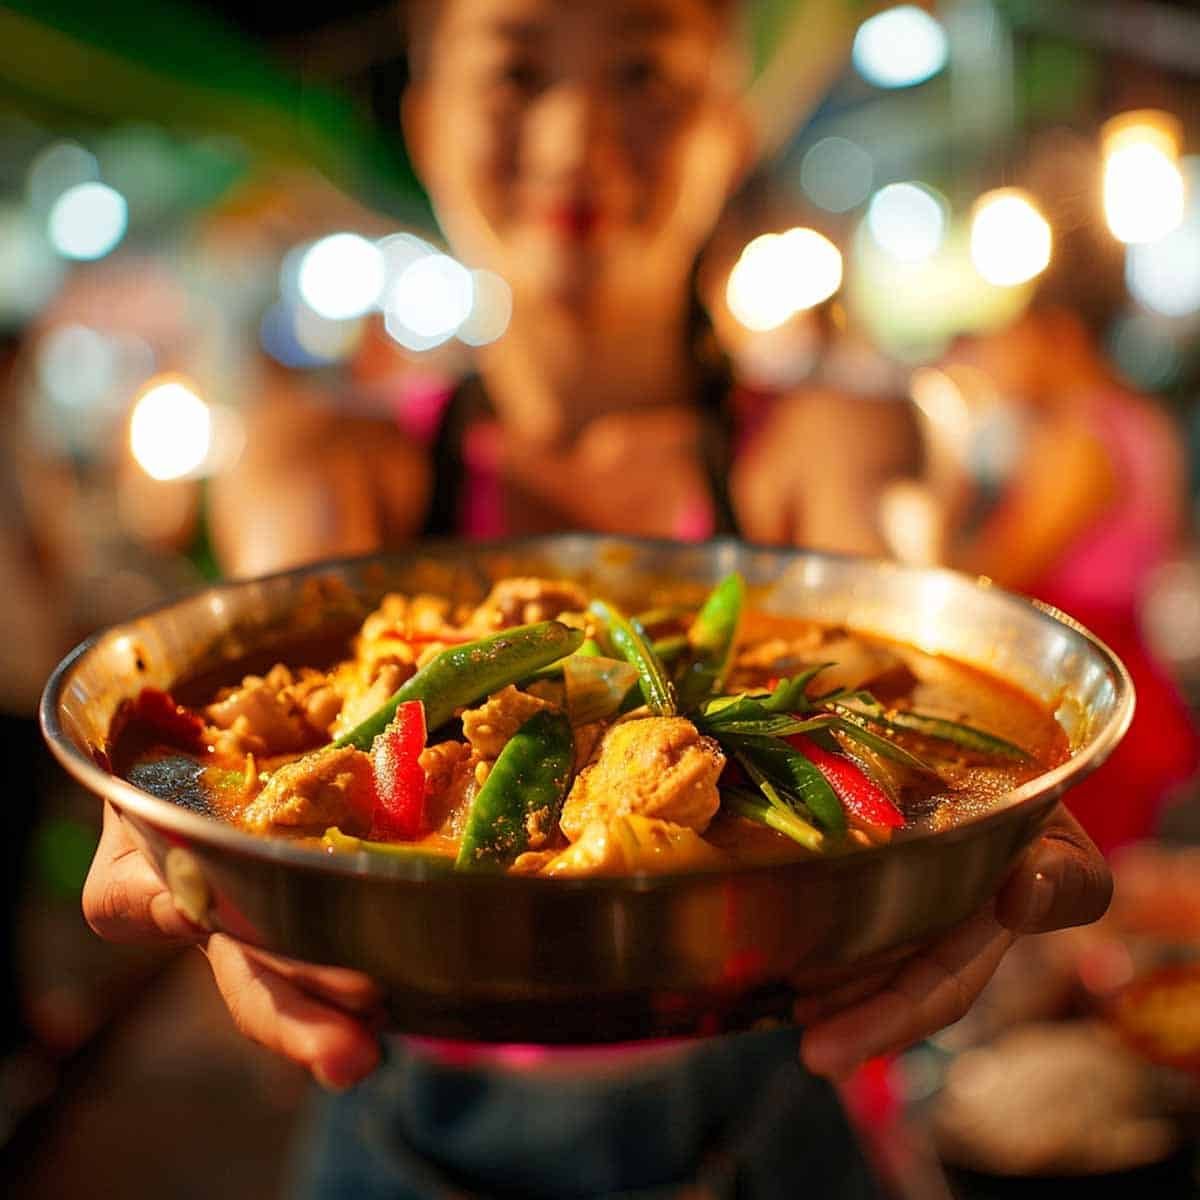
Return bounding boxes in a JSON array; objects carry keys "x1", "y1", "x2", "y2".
[
  {"x1": 47, "y1": 182, "x2": 127, "y2": 260},
  {"x1": 725, "y1": 229, "x2": 842, "y2": 332},
  {"x1": 296, "y1": 233, "x2": 385, "y2": 320},
  {"x1": 1102, "y1": 110, "x2": 1186, "y2": 245},
  {"x1": 969, "y1": 189, "x2": 1052, "y2": 287},
  {"x1": 867, "y1": 183, "x2": 948, "y2": 263},
  {"x1": 852, "y1": 5, "x2": 949, "y2": 90},
  {"x1": 129, "y1": 377, "x2": 211, "y2": 481}
]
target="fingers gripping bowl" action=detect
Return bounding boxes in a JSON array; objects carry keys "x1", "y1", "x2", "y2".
[{"x1": 41, "y1": 536, "x2": 1133, "y2": 1043}]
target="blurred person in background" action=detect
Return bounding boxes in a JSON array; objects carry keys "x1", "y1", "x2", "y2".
[
  {"x1": 0, "y1": 330, "x2": 69, "y2": 1120},
  {"x1": 81, "y1": 1, "x2": 1114, "y2": 1197},
  {"x1": 928, "y1": 302, "x2": 1199, "y2": 855},
  {"x1": 892, "y1": 295, "x2": 1200, "y2": 1190}
]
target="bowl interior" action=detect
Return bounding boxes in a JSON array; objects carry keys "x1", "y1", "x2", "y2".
[
  {"x1": 38, "y1": 535, "x2": 1135, "y2": 1041},
  {"x1": 44, "y1": 535, "x2": 1132, "y2": 848}
]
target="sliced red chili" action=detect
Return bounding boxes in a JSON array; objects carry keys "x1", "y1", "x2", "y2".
[
  {"x1": 370, "y1": 700, "x2": 428, "y2": 840},
  {"x1": 786, "y1": 734, "x2": 905, "y2": 830},
  {"x1": 132, "y1": 687, "x2": 207, "y2": 752}
]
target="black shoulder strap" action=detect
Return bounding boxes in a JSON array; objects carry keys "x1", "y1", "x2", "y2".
[
  {"x1": 421, "y1": 374, "x2": 488, "y2": 537},
  {"x1": 421, "y1": 313, "x2": 740, "y2": 539},
  {"x1": 691, "y1": 299, "x2": 741, "y2": 539}
]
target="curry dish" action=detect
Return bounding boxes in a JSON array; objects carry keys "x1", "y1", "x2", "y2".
[{"x1": 110, "y1": 574, "x2": 1067, "y2": 876}]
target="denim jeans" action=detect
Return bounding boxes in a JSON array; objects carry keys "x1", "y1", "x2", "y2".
[{"x1": 289, "y1": 1029, "x2": 883, "y2": 1200}]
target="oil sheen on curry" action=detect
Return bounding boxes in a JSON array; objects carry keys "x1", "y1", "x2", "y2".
[{"x1": 110, "y1": 574, "x2": 1067, "y2": 876}]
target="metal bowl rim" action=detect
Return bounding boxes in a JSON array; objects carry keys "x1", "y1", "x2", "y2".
[{"x1": 39, "y1": 533, "x2": 1135, "y2": 891}]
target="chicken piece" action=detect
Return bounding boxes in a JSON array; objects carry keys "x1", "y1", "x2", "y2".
[
  {"x1": 541, "y1": 814, "x2": 726, "y2": 877},
  {"x1": 461, "y1": 685, "x2": 554, "y2": 761},
  {"x1": 560, "y1": 716, "x2": 723, "y2": 840},
  {"x1": 358, "y1": 592, "x2": 454, "y2": 643},
  {"x1": 357, "y1": 636, "x2": 418, "y2": 679},
  {"x1": 333, "y1": 662, "x2": 411, "y2": 738},
  {"x1": 419, "y1": 740, "x2": 478, "y2": 834},
  {"x1": 466, "y1": 577, "x2": 589, "y2": 631},
  {"x1": 242, "y1": 747, "x2": 376, "y2": 836},
  {"x1": 510, "y1": 849, "x2": 559, "y2": 875},
  {"x1": 205, "y1": 665, "x2": 333, "y2": 756},
  {"x1": 352, "y1": 593, "x2": 457, "y2": 678},
  {"x1": 300, "y1": 679, "x2": 343, "y2": 733},
  {"x1": 571, "y1": 721, "x2": 606, "y2": 774}
]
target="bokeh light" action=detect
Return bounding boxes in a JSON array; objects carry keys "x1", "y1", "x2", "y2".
[
  {"x1": 867, "y1": 183, "x2": 948, "y2": 263},
  {"x1": 383, "y1": 253, "x2": 475, "y2": 351},
  {"x1": 1102, "y1": 111, "x2": 1186, "y2": 245},
  {"x1": 296, "y1": 233, "x2": 385, "y2": 320},
  {"x1": 36, "y1": 324, "x2": 119, "y2": 409},
  {"x1": 458, "y1": 270, "x2": 513, "y2": 347},
  {"x1": 292, "y1": 305, "x2": 364, "y2": 362},
  {"x1": 799, "y1": 138, "x2": 874, "y2": 214},
  {"x1": 852, "y1": 5, "x2": 949, "y2": 90},
  {"x1": 129, "y1": 378, "x2": 211, "y2": 481},
  {"x1": 726, "y1": 229, "x2": 842, "y2": 332},
  {"x1": 1123, "y1": 155, "x2": 1200, "y2": 318},
  {"x1": 0, "y1": 206, "x2": 65, "y2": 323},
  {"x1": 378, "y1": 231, "x2": 436, "y2": 282},
  {"x1": 26, "y1": 141, "x2": 99, "y2": 214},
  {"x1": 969, "y1": 188, "x2": 1052, "y2": 287},
  {"x1": 1127, "y1": 223, "x2": 1200, "y2": 318},
  {"x1": 47, "y1": 182, "x2": 128, "y2": 260},
  {"x1": 1109, "y1": 312, "x2": 1184, "y2": 390}
]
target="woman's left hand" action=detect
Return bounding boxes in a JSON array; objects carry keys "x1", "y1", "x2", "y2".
[{"x1": 794, "y1": 804, "x2": 1113, "y2": 1079}]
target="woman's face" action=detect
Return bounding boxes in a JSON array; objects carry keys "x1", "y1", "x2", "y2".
[{"x1": 408, "y1": 0, "x2": 746, "y2": 315}]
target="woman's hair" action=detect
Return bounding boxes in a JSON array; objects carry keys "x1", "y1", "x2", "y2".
[{"x1": 402, "y1": 0, "x2": 743, "y2": 81}]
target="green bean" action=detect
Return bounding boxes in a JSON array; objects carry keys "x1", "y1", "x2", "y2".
[
  {"x1": 759, "y1": 663, "x2": 834, "y2": 714},
  {"x1": 589, "y1": 600, "x2": 677, "y2": 716},
  {"x1": 677, "y1": 573, "x2": 745, "y2": 711},
  {"x1": 831, "y1": 701, "x2": 1031, "y2": 763},
  {"x1": 333, "y1": 621, "x2": 584, "y2": 750},
  {"x1": 456, "y1": 710, "x2": 574, "y2": 870},
  {"x1": 724, "y1": 733, "x2": 847, "y2": 837}
]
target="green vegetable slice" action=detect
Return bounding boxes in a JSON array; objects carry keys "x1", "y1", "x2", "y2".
[
  {"x1": 726, "y1": 733, "x2": 847, "y2": 837},
  {"x1": 333, "y1": 620, "x2": 584, "y2": 750},
  {"x1": 320, "y1": 827, "x2": 454, "y2": 867},
  {"x1": 721, "y1": 786, "x2": 824, "y2": 851},
  {"x1": 456, "y1": 709, "x2": 574, "y2": 870},
  {"x1": 822, "y1": 707, "x2": 938, "y2": 774},
  {"x1": 589, "y1": 600, "x2": 677, "y2": 716},
  {"x1": 677, "y1": 572, "x2": 744, "y2": 710},
  {"x1": 833, "y1": 700, "x2": 1032, "y2": 763}
]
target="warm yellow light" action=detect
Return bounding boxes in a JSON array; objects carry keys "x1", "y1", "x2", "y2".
[
  {"x1": 129, "y1": 377, "x2": 211, "y2": 481},
  {"x1": 725, "y1": 228, "x2": 842, "y2": 332},
  {"x1": 969, "y1": 188, "x2": 1052, "y2": 287},
  {"x1": 1101, "y1": 110, "x2": 1186, "y2": 245},
  {"x1": 1101, "y1": 109, "x2": 1182, "y2": 159}
]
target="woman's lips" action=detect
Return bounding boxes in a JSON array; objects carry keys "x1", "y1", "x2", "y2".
[{"x1": 540, "y1": 201, "x2": 603, "y2": 241}]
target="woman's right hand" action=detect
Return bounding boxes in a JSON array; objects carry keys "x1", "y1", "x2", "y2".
[{"x1": 83, "y1": 801, "x2": 385, "y2": 1090}]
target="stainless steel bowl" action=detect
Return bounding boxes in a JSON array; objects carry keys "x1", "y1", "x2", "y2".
[{"x1": 40, "y1": 535, "x2": 1133, "y2": 1043}]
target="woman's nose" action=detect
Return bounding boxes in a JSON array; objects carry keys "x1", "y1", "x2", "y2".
[{"x1": 522, "y1": 82, "x2": 619, "y2": 186}]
